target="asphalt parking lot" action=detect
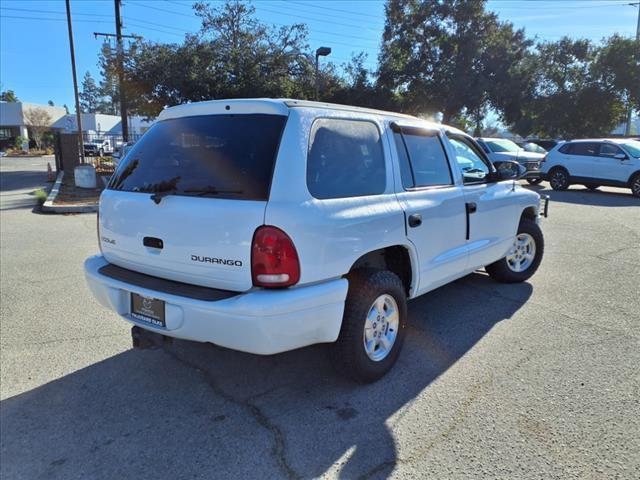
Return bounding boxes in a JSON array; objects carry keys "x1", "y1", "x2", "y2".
[{"x1": 1, "y1": 157, "x2": 639, "y2": 479}]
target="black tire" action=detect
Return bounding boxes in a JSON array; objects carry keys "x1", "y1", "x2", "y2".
[
  {"x1": 548, "y1": 167, "x2": 570, "y2": 191},
  {"x1": 330, "y1": 269, "x2": 408, "y2": 383},
  {"x1": 526, "y1": 178, "x2": 543, "y2": 185},
  {"x1": 630, "y1": 173, "x2": 640, "y2": 198},
  {"x1": 586, "y1": 185, "x2": 600, "y2": 191},
  {"x1": 485, "y1": 218, "x2": 544, "y2": 283}
]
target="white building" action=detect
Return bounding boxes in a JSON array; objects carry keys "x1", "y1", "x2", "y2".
[
  {"x1": 0, "y1": 101, "x2": 67, "y2": 147},
  {"x1": 53, "y1": 113, "x2": 153, "y2": 137}
]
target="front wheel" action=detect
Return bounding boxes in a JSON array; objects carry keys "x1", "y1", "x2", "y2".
[
  {"x1": 330, "y1": 269, "x2": 407, "y2": 383},
  {"x1": 549, "y1": 168, "x2": 570, "y2": 191},
  {"x1": 631, "y1": 173, "x2": 640, "y2": 198},
  {"x1": 486, "y1": 218, "x2": 544, "y2": 283},
  {"x1": 526, "y1": 178, "x2": 543, "y2": 185}
]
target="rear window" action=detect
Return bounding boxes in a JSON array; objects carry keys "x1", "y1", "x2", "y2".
[
  {"x1": 109, "y1": 114, "x2": 286, "y2": 200},
  {"x1": 567, "y1": 142, "x2": 599, "y2": 156},
  {"x1": 307, "y1": 118, "x2": 385, "y2": 199}
]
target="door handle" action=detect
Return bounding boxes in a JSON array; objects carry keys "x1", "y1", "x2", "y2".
[
  {"x1": 464, "y1": 203, "x2": 477, "y2": 240},
  {"x1": 408, "y1": 213, "x2": 422, "y2": 228}
]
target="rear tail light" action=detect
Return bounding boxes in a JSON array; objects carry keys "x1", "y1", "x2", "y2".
[{"x1": 251, "y1": 226, "x2": 300, "y2": 288}]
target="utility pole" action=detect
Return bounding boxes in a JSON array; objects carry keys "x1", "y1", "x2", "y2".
[
  {"x1": 65, "y1": 0, "x2": 85, "y2": 164},
  {"x1": 114, "y1": 0, "x2": 128, "y2": 142},
  {"x1": 94, "y1": 1, "x2": 139, "y2": 143},
  {"x1": 625, "y1": 2, "x2": 640, "y2": 136}
]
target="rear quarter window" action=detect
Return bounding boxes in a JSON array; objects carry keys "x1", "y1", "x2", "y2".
[
  {"x1": 109, "y1": 114, "x2": 286, "y2": 201},
  {"x1": 307, "y1": 118, "x2": 385, "y2": 199}
]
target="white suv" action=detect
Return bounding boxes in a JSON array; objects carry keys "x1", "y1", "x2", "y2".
[
  {"x1": 85, "y1": 99, "x2": 546, "y2": 382},
  {"x1": 542, "y1": 138, "x2": 640, "y2": 197}
]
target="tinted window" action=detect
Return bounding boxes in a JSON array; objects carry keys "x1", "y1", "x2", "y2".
[
  {"x1": 569, "y1": 142, "x2": 599, "y2": 156},
  {"x1": 599, "y1": 143, "x2": 624, "y2": 157},
  {"x1": 478, "y1": 141, "x2": 491, "y2": 154},
  {"x1": 400, "y1": 131, "x2": 452, "y2": 187},
  {"x1": 109, "y1": 114, "x2": 286, "y2": 200},
  {"x1": 307, "y1": 119, "x2": 385, "y2": 199},
  {"x1": 393, "y1": 132, "x2": 414, "y2": 189},
  {"x1": 448, "y1": 136, "x2": 491, "y2": 183},
  {"x1": 558, "y1": 143, "x2": 571, "y2": 154}
]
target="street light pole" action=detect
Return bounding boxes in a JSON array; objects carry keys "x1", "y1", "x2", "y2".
[
  {"x1": 65, "y1": 0, "x2": 85, "y2": 165},
  {"x1": 315, "y1": 47, "x2": 332, "y2": 101}
]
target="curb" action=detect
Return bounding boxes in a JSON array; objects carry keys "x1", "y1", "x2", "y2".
[{"x1": 42, "y1": 171, "x2": 98, "y2": 214}]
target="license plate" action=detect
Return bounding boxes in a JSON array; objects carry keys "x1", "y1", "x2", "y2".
[{"x1": 130, "y1": 293, "x2": 165, "y2": 327}]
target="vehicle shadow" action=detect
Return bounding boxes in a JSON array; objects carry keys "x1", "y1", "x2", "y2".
[
  {"x1": 1, "y1": 272, "x2": 532, "y2": 479},
  {"x1": 523, "y1": 182, "x2": 638, "y2": 207}
]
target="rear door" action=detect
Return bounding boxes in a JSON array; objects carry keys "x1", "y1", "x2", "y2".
[
  {"x1": 565, "y1": 142, "x2": 600, "y2": 178},
  {"x1": 100, "y1": 113, "x2": 288, "y2": 292},
  {"x1": 392, "y1": 125, "x2": 468, "y2": 294}
]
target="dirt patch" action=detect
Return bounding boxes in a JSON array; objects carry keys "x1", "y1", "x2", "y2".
[{"x1": 53, "y1": 172, "x2": 103, "y2": 206}]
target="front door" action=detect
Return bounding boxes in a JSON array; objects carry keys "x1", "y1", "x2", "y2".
[
  {"x1": 445, "y1": 134, "x2": 522, "y2": 270},
  {"x1": 391, "y1": 126, "x2": 468, "y2": 295}
]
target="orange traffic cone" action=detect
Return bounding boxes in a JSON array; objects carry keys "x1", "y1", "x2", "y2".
[{"x1": 47, "y1": 162, "x2": 55, "y2": 182}]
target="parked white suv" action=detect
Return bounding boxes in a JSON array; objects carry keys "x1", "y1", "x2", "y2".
[
  {"x1": 85, "y1": 99, "x2": 547, "y2": 382},
  {"x1": 542, "y1": 138, "x2": 640, "y2": 197}
]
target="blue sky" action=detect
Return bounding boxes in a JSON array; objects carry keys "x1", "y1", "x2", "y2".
[{"x1": 1, "y1": 0, "x2": 638, "y2": 110}]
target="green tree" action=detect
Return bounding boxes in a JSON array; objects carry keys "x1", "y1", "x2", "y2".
[
  {"x1": 377, "y1": 0, "x2": 530, "y2": 124},
  {"x1": 118, "y1": 0, "x2": 318, "y2": 116},
  {"x1": 1, "y1": 89, "x2": 18, "y2": 102},
  {"x1": 511, "y1": 38, "x2": 626, "y2": 138},
  {"x1": 79, "y1": 71, "x2": 102, "y2": 113},
  {"x1": 592, "y1": 35, "x2": 640, "y2": 126}
]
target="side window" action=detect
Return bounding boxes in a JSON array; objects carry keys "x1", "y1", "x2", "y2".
[
  {"x1": 307, "y1": 118, "x2": 385, "y2": 199},
  {"x1": 393, "y1": 132, "x2": 414, "y2": 189},
  {"x1": 400, "y1": 131, "x2": 452, "y2": 187},
  {"x1": 570, "y1": 142, "x2": 599, "y2": 156},
  {"x1": 599, "y1": 143, "x2": 623, "y2": 158},
  {"x1": 558, "y1": 143, "x2": 572, "y2": 154},
  {"x1": 447, "y1": 136, "x2": 491, "y2": 184}
]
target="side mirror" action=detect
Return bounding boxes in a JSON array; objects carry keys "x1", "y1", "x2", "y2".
[
  {"x1": 614, "y1": 153, "x2": 627, "y2": 160},
  {"x1": 493, "y1": 160, "x2": 526, "y2": 180}
]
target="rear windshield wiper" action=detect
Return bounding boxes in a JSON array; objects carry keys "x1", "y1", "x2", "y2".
[
  {"x1": 150, "y1": 188, "x2": 178, "y2": 204},
  {"x1": 183, "y1": 187, "x2": 243, "y2": 196}
]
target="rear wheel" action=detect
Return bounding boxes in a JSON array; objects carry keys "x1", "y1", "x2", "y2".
[
  {"x1": 486, "y1": 218, "x2": 544, "y2": 283},
  {"x1": 631, "y1": 173, "x2": 640, "y2": 198},
  {"x1": 526, "y1": 178, "x2": 543, "y2": 185},
  {"x1": 549, "y1": 168, "x2": 570, "y2": 191},
  {"x1": 331, "y1": 269, "x2": 407, "y2": 383}
]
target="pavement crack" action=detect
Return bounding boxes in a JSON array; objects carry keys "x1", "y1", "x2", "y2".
[{"x1": 162, "y1": 348, "x2": 300, "y2": 480}]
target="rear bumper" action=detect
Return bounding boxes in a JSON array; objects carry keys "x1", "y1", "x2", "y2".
[{"x1": 84, "y1": 255, "x2": 348, "y2": 355}]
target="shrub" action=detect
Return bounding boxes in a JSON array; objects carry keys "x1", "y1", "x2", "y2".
[{"x1": 34, "y1": 189, "x2": 48, "y2": 205}]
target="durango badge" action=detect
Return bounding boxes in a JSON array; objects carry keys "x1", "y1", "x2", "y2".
[{"x1": 191, "y1": 255, "x2": 242, "y2": 267}]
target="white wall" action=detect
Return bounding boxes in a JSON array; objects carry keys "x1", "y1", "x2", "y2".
[{"x1": 0, "y1": 102, "x2": 67, "y2": 131}]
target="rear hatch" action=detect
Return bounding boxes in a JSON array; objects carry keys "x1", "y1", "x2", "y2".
[{"x1": 99, "y1": 111, "x2": 288, "y2": 292}]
